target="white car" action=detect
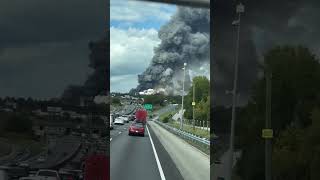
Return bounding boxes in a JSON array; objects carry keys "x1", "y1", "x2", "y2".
[
  {"x1": 114, "y1": 117, "x2": 125, "y2": 125},
  {"x1": 110, "y1": 114, "x2": 114, "y2": 129},
  {"x1": 37, "y1": 156, "x2": 46, "y2": 162},
  {"x1": 17, "y1": 162, "x2": 29, "y2": 168},
  {"x1": 36, "y1": 169, "x2": 61, "y2": 180},
  {"x1": 121, "y1": 116, "x2": 129, "y2": 123}
]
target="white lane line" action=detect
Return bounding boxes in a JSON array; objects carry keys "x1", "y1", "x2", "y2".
[
  {"x1": 146, "y1": 125, "x2": 166, "y2": 180},
  {"x1": 118, "y1": 132, "x2": 122, "y2": 134}
]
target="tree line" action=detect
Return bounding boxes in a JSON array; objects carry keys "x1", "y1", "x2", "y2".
[
  {"x1": 184, "y1": 76, "x2": 210, "y2": 124},
  {"x1": 235, "y1": 45, "x2": 320, "y2": 180}
]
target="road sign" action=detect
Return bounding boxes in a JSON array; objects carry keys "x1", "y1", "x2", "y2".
[
  {"x1": 144, "y1": 104, "x2": 153, "y2": 110},
  {"x1": 262, "y1": 129, "x2": 273, "y2": 138},
  {"x1": 192, "y1": 102, "x2": 195, "y2": 106}
]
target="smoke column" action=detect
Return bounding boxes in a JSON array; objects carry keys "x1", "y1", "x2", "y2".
[
  {"x1": 61, "y1": 38, "x2": 108, "y2": 104},
  {"x1": 133, "y1": 7, "x2": 210, "y2": 95}
]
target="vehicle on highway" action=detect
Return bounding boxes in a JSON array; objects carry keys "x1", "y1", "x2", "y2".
[
  {"x1": 114, "y1": 113, "x2": 120, "y2": 118},
  {"x1": 59, "y1": 169, "x2": 82, "y2": 180},
  {"x1": 36, "y1": 169, "x2": 61, "y2": 180},
  {"x1": 128, "y1": 122, "x2": 145, "y2": 136},
  {"x1": 217, "y1": 177, "x2": 225, "y2": 180},
  {"x1": 71, "y1": 132, "x2": 81, "y2": 137},
  {"x1": 128, "y1": 115, "x2": 135, "y2": 121},
  {"x1": 135, "y1": 109, "x2": 148, "y2": 124},
  {"x1": 59, "y1": 172, "x2": 77, "y2": 180},
  {"x1": 16, "y1": 162, "x2": 29, "y2": 168},
  {"x1": 19, "y1": 177, "x2": 42, "y2": 180},
  {"x1": 37, "y1": 156, "x2": 46, "y2": 162},
  {"x1": 121, "y1": 116, "x2": 129, "y2": 123},
  {"x1": 114, "y1": 117, "x2": 125, "y2": 125},
  {"x1": 110, "y1": 114, "x2": 114, "y2": 129}
]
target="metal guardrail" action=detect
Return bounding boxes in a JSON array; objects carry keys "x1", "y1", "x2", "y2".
[{"x1": 154, "y1": 120, "x2": 210, "y2": 154}]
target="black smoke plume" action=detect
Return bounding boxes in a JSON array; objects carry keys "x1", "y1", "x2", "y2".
[
  {"x1": 61, "y1": 37, "x2": 108, "y2": 104},
  {"x1": 132, "y1": 7, "x2": 210, "y2": 95}
]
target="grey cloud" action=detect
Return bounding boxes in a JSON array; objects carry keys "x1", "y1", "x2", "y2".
[
  {"x1": 0, "y1": 0, "x2": 106, "y2": 98},
  {"x1": 0, "y1": 0, "x2": 106, "y2": 45}
]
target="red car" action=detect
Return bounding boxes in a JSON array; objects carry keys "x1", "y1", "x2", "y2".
[{"x1": 128, "y1": 122, "x2": 145, "y2": 136}]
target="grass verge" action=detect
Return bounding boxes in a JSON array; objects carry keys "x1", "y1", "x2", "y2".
[{"x1": 168, "y1": 120, "x2": 210, "y2": 139}]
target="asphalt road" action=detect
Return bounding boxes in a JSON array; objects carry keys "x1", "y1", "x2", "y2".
[
  {"x1": 110, "y1": 121, "x2": 184, "y2": 180},
  {"x1": 27, "y1": 135, "x2": 80, "y2": 169}
]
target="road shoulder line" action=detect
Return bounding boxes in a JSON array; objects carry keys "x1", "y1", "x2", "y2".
[
  {"x1": 149, "y1": 121, "x2": 210, "y2": 180},
  {"x1": 146, "y1": 125, "x2": 166, "y2": 180}
]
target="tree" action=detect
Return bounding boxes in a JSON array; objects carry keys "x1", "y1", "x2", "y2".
[
  {"x1": 143, "y1": 94, "x2": 166, "y2": 106},
  {"x1": 184, "y1": 76, "x2": 210, "y2": 119},
  {"x1": 236, "y1": 46, "x2": 320, "y2": 180},
  {"x1": 252, "y1": 46, "x2": 320, "y2": 130},
  {"x1": 194, "y1": 96, "x2": 210, "y2": 124}
]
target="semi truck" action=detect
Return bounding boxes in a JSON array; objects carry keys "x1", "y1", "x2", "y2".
[{"x1": 135, "y1": 109, "x2": 148, "y2": 124}]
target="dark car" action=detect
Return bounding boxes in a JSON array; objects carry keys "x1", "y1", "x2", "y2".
[
  {"x1": 128, "y1": 122, "x2": 145, "y2": 136},
  {"x1": 129, "y1": 115, "x2": 135, "y2": 121}
]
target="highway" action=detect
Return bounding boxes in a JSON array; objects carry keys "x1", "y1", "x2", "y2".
[
  {"x1": 110, "y1": 120, "x2": 184, "y2": 180},
  {"x1": 27, "y1": 135, "x2": 81, "y2": 169},
  {"x1": 110, "y1": 101, "x2": 211, "y2": 180}
]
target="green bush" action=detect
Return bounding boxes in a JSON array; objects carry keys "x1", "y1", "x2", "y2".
[
  {"x1": 111, "y1": 97, "x2": 121, "y2": 105},
  {"x1": 163, "y1": 116, "x2": 169, "y2": 123}
]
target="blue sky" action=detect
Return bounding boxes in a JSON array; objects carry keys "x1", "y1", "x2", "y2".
[{"x1": 110, "y1": 0, "x2": 176, "y2": 93}]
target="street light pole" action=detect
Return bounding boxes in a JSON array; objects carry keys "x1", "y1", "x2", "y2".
[
  {"x1": 228, "y1": 2, "x2": 244, "y2": 180},
  {"x1": 181, "y1": 62, "x2": 187, "y2": 130}
]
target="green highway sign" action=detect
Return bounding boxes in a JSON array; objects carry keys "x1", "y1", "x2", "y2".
[{"x1": 144, "y1": 104, "x2": 153, "y2": 110}]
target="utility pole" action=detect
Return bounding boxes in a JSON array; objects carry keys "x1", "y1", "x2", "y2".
[
  {"x1": 228, "y1": 3, "x2": 244, "y2": 180},
  {"x1": 264, "y1": 68, "x2": 272, "y2": 180},
  {"x1": 192, "y1": 83, "x2": 195, "y2": 131}
]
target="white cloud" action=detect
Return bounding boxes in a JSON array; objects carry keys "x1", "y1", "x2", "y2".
[
  {"x1": 110, "y1": 27, "x2": 161, "y2": 92},
  {"x1": 110, "y1": 0, "x2": 176, "y2": 93},
  {"x1": 111, "y1": 74, "x2": 139, "y2": 93},
  {"x1": 111, "y1": 0, "x2": 176, "y2": 23}
]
